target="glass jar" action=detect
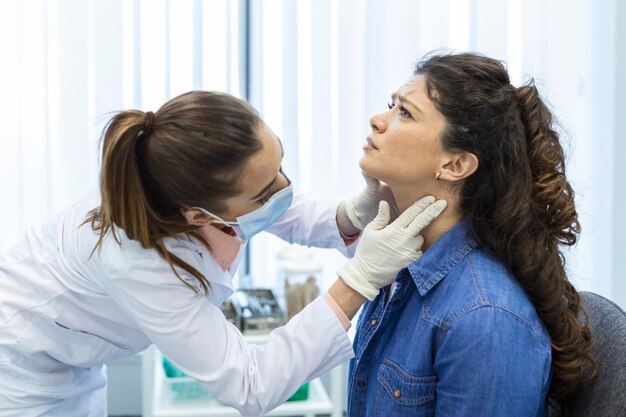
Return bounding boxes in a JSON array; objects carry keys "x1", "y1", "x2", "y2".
[{"x1": 276, "y1": 247, "x2": 323, "y2": 321}]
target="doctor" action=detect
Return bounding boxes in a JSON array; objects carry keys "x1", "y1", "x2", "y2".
[{"x1": 0, "y1": 91, "x2": 446, "y2": 416}]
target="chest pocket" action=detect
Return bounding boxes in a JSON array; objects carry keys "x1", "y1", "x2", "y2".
[{"x1": 375, "y1": 359, "x2": 436, "y2": 417}]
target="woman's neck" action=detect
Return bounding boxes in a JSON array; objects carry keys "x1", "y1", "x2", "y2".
[{"x1": 393, "y1": 186, "x2": 462, "y2": 251}]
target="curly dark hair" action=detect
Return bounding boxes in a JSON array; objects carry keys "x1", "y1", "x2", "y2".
[{"x1": 414, "y1": 52, "x2": 595, "y2": 414}]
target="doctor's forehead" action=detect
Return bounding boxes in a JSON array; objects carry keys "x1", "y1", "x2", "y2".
[
  {"x1": 256, "y1": 122, "x2": 284, "y2": 156},
  {"x1": 239, "y1": 123, "x2": 284, "y2": 180}
]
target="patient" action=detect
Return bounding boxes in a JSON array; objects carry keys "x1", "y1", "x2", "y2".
[{"x1": 347, "y1": 52, "x2": 595, "y2": 417}]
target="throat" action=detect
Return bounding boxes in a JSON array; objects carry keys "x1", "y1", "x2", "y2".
[{"x1": 420, "y1": 212, "x2": 462, "y2": 251}]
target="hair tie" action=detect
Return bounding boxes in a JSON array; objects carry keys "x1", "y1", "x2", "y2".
[{"x1": 143, "y1": 111, "x2": 155, "y2": 136}]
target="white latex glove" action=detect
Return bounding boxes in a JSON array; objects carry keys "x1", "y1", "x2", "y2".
[
  {"x1": 344, "y1": 172, "x2": 401, "y2": 230},
  {"x1": 337, "y1": 196, "x2": 447, "y2": 300}
]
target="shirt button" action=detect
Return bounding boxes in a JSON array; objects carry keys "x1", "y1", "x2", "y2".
[
  {"x1": 371, "y1": 319, "x2": 377, "y2": 326},
  {"x1": 357, "y1": 380, "x2": 366, "y2": 388},
  {"x1": 393, "y1": 300, "x2": 399, "y2": 305},
  {"x1": 394, "y1": 389, "x2": 401, "y2": 398}
]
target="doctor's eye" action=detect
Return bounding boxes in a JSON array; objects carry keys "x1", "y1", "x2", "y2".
[{"x1": 258, "y1": 190, "x2": 272, "y2": 205}]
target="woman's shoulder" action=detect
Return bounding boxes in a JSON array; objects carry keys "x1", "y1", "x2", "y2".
[{"x1": 426, "y1": 247, "x2": 548, "y2": 343}]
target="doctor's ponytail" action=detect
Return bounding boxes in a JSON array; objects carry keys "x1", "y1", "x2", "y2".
[{"x1": 86, "y1": 91, "x2": 262, "y2": 293}]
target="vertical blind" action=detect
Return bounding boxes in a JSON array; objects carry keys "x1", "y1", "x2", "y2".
[{"x1": 0, "y1": 0, "x2": 241, "y2": 249}]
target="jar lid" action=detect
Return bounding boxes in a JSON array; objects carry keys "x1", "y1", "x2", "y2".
[
  {"x1": 276, "y1": 246, "x2": 314, "y2": 261},
  {"x1": 279, "y1": 259, "x2": 323, "y2": 274}
]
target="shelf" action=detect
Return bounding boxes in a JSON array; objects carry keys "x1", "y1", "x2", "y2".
[
  {"x1": 143, "y1": 339, "x2": 336, "y2": 417},
  {"x1": 152, "y1": 377, "x2": 330, "y2": 417}
]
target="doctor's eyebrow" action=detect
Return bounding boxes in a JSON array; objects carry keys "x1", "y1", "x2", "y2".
[
  {"x1": 252, "y1": 136, "x2": 284, "y2": 201},
  {"x1": 391, "y1": 93, "x2": 423, "y2": 115}
]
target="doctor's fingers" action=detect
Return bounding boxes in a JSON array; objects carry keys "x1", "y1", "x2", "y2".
[
  {"x1": 388, "y1": 234, "x2": 424, "y2": 258},
  {"x1": 405, "y1": 199, "x2": 448, "y2": 237},
  {"x1": 393, "y1": 241, "x2": 425, "y2": 266},
  {"x1": 392, "y1": 196, "x2": 436, "y2": 229}
]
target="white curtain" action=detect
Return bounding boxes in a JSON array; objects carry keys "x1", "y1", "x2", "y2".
[
  {"x1": 247, "y1": 0, "x2": 624, "y2": 307},
  {"x1": 0, "y1": 0, "x2": 240, "y2": 247},
  {"x1": 1, "y1": 0, "x2": 623, "y2": 307}
]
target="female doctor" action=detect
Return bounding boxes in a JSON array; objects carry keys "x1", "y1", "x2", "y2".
[{"x1": 0, "y1": 91, "x2": 446, "y2": 416}]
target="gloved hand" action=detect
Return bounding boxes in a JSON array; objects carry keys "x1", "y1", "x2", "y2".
[
  {"x1": 343, "y1": 172, "x2": 401, "y2": 231},
  {"x1": 337, "y1": 196, "x2": 447, "y2": 300}
]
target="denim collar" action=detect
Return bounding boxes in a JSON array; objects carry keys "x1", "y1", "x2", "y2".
[{"x1": 407, "y1": 219, "x2": 478, "y2": 296}]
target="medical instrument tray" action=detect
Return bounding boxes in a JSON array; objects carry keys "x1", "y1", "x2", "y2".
[{"x1": 229, "y1": 288, "x2": 284, "y2": 334}]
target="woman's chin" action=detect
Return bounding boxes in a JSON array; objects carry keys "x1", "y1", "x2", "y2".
[{"x1": 358, "y1": 158, "x2": 378, "y2": 177}]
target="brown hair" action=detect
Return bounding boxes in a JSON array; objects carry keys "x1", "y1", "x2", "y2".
[
  {"x1": 414, "y1": 52, "x2": 595, "y2": 413},
  {"x1": 85, "y1": 91, "x2": 262, "y2": 293}
]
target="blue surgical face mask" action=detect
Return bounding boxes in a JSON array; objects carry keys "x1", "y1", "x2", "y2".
[{"x1": 192, "y1": 183, "x2": 294, "y2": 241}]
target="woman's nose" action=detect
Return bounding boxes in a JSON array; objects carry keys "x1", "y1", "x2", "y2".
[{"x1": 369, "y1": 113, "x2": 386, "y2": 133}]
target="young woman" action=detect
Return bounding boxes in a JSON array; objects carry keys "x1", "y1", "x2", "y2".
[
  {"x1": 0, "y1": 91, "x2": 446, "y2": 416},
  {"x1": 347, "y1": 53, "x2": 595, "y2": 417}
]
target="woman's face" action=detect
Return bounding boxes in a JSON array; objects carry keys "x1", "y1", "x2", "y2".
[{"x1": 360, "y1": 74, "x2": 448, "y2": 193}]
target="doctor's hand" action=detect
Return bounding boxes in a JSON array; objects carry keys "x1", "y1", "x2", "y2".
[
  {"x1": 337, "y1": 196, "x2": 447, "y2": 301},
  {"x1": 340, "y1": 172, "x2": 401, "y2": 233}
]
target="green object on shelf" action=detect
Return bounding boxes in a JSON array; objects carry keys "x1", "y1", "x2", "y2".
[
  {"x1": 163, "y1": 356, "x2": 309, "y2": 402},
  {"x1": 162, "y1": 356, "x2": 210, "y2": 400},
  {"x1": 162, "y1": 356, "x2": 186, "y2": 378},
  {"x1": 286, "y1": 382, "x2": 309, "y2": 402}
]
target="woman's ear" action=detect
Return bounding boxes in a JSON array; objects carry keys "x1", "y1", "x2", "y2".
[
  {"x1": 437, "y1": 152, "x2": 479, "y2": 182},
  {"x1": 183, "y1": 209, "x2": 214, "y2": 227}
]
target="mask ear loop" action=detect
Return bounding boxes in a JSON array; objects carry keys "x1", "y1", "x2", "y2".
[{"x1": 187, "y1": 206, "x2": 239, "y2": 226}]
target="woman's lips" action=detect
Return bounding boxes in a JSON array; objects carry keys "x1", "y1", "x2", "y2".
[{"x1": 363, "y1": 136, "x2": 378, "y2": 151}]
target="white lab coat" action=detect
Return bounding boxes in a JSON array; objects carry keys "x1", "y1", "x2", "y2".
[{"x1": 0, "y1": 190, "x2": 355, "y2": 417}]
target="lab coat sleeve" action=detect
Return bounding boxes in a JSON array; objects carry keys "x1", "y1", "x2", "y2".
[
  {"x1": 101, "y1": 258, "x2": 354, "y2": 417},
  {"x1": 265, "y1": 192, "x2": 357, "y2": 257}
]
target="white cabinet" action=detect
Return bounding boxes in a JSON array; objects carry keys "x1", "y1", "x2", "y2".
[{"x1": 142, "y1": 335, "x2": 345, "y2": 417}]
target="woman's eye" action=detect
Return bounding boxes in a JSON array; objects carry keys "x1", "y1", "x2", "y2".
[
  {"x1": 398, "y1": 105, "x2": 412, "y2": 118},
  {"x1": 388, "y1": 102, "x2": 412, "y2": 119}
]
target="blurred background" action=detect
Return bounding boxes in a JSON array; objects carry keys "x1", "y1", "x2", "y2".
[
  {"x1": 0, "y1": 0, "x2": 626, "y2": 306},
  {"x1": 0, "y1": 0, "x2": 623, "y2": 415}
]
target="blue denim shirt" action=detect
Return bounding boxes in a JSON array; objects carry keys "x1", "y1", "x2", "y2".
[{"x1": 347, "y1": 220, "x2": 552, "y2": 417}]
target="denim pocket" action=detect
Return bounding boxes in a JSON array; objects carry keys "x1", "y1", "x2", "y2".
[{"x1": 375, "y1": 358, "x2": 436, "y2": 416}]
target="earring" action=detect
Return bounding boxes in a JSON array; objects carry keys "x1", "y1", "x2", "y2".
[{"x1": 435, "y1": 171, "x2": 442, "y2": 181}]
